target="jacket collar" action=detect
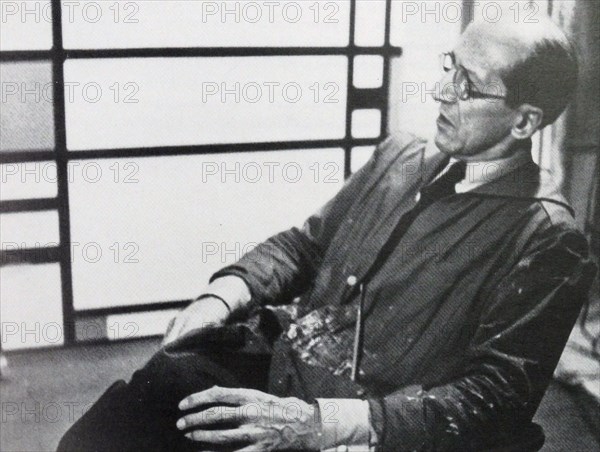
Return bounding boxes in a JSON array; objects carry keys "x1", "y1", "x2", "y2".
[
  {"x1": 421, "y1": 140, "x2": 574, "y2": 216},
  {"x1": 468, "y1": 160, "x2": 573, "y2": 215}
]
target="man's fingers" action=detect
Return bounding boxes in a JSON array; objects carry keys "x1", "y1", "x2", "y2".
[
  {"x1": 234, "y1": 444, "x2": 270, "y2": 452},
  {"x1": 179, "y1": 386, "x2": 274, "y2": 410},
  {"x1": 184, "y1": 426, "x2": 264, "y2": 445},
  {"x1": 177, "y1": 406, "x2": 241, "y2": 429}
]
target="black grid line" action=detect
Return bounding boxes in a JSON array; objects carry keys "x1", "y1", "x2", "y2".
[
  {"x1": 51, "y1": 0, "x2": 76, "y2": 345},
  {"x1": 0, "y1": 46, "x2": 402, "y2": 61}
]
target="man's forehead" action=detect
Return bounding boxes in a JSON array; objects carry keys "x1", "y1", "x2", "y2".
[{"x1": 453, "y1": 23, "x2": 531, "y2": 82}]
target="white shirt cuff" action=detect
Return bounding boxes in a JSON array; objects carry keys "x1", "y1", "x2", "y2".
[
  {"x1": 316, "y1": 398, "x2": 375, "y2": 451},
  {"x1": 205, "y1": 275, "x2": 251, "y2": 312}
]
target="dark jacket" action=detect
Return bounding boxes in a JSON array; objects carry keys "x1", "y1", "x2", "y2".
[{"x1": 213, "y1": 132, "x2": 596, "y2": 451}]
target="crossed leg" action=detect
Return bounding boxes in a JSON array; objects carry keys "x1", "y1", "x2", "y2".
[{"x1": 58, "y1": 325, "x2": 272, "y2": 452}]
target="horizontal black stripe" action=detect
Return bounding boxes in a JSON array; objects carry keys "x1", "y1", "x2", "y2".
[
  {"x1": 0, "y1": 246, "x2": 61, "y2": 266},
  {"x1": 0, "y1": 152, "x2": 56, "y2": 164},
  {"x1": 76, "y1": 300, "x2": 190, "y2": 318},
  {"x1": 0, "y1": 198, "x2": 57, "y2": 213},
  {"x1": 1, "y1": 46, "x2": 402, "y2": 62}
]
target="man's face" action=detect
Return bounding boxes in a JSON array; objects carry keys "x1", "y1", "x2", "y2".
[{"x1": 433, "y1": 25, "x2": 523, "y2": 158}]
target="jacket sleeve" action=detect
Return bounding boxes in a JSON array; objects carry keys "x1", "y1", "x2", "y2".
[
  {"x1": 368, "y1": 225, "x2": 596, "y2": 451},
  {"x1": 210, "y1": 136, "x2": 399, "y2": 310}
]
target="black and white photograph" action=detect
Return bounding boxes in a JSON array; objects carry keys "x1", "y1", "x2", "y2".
[{"x1": 1, "y1": 1, "x2": 598, "y2": 450}]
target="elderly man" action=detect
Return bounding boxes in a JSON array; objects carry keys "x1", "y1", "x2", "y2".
[{"x1": 60, "y1": 17, "x2": 595, "y2": 452}]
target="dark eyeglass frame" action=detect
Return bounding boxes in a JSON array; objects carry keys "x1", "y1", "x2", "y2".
[{"x1": 441, "y1": 52, "x2": 507, "y2": 101}]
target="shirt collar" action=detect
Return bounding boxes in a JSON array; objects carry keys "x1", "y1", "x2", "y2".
[{"x1": 453, "y1": 151, "x2": 533, "y2": 193}]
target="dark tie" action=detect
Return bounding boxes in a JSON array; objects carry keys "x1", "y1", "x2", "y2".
[
  {"x1": 347, "y1": 159, "x2": 467, "y2": 298},
  {"x1": 418, "y1": 160, "x2": 467, "y2": 209}
]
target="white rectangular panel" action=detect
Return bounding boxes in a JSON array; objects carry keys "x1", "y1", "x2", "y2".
[
  {"x1": 0, "y1": 211, "x2": 60, "y2": 249},
  {"x1": 0, "y1": 161, "x2": 58, "y2": 201},
  {"x1": 64, "y1": 56, "x2": 348, "y2": 150},
  {"x1": 0, "y1": 1, "x2": 53, "y2": 50},
  {"x1": 353, "y1": 55, "x2": 384, "y2": 89},
  {"x1": 62, "y1": 1, "x2": 350, "y2": 49},
  {"x1": 69, "y1": 149, "x2": 345, "y2": 309},
  {"x1": 351, "y1": 109, "x2": 382, "y2": 138},
  {"x1": 0, "y1": 263, "x2": 63, "y2": 350},
  {"x1": 355, "y1": 0, "x2": 386, "y2": 47}
]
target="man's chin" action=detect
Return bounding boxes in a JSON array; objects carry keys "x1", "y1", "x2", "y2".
[{"x1": 434, "y1": 134, "x2": 456, "y2": 155}]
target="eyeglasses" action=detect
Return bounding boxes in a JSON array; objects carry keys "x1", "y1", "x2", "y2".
[{"x1": 440, "y1": 52, "x2": 506, "y2": 102}]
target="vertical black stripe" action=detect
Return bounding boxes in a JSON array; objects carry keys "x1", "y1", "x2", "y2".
[
  {"x1": 462, "y1": 0, "x2": 475, "y2": 31},
  {"x1": 51, "y1": 1, "x2": 75, "y2": 345},
  {"x1": 381, "y1": 0, "x2": 393, "y2": 138},
  {"x1": 344, "y1": 0, "x2": 357, "y2": 179}
]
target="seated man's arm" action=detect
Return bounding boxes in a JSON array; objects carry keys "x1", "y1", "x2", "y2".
[
  {"x1": 203, "y1": 274, "x2": 252, "y2": 312},
  {"x1": 362, "y1": 226, "x2": 596, "y2": 451}
]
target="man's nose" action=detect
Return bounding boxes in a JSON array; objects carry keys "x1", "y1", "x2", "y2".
[{"x1": 432, "y1": 70, "x2": 457, "y2": 103}]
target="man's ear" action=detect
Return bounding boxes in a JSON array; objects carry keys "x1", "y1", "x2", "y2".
[{"x1": 511, "y1": 105, "x2": 544, "y2": 139}]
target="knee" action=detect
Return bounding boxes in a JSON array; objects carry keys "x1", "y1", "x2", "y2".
[{"x1": 129, "y1": 347, "x2": 232, "y2": 407}]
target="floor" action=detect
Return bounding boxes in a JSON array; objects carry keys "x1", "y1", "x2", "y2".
[{"x1": 1, "y1": 338, "x2": 598, "y2": 452}]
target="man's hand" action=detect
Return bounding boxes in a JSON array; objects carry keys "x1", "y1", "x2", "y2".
[
  {"x1": 176, "y1": 386, "x2": 321, "y2": 451},
  {"x1": 162, "y1": 297, "x2": 230, "y2": 345}
]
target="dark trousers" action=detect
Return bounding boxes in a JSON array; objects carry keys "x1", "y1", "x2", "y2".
[{"x1": 57, "y1": 323, "x2": 273, "y2": 452}]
